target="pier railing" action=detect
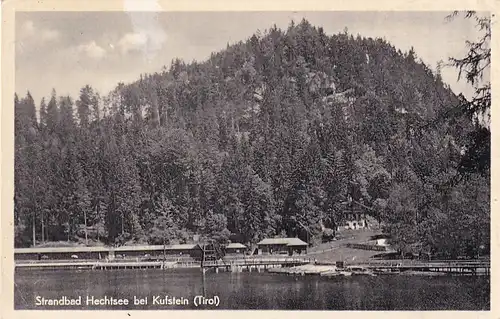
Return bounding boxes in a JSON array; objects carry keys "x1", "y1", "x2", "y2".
[
  {"x1": 358, "y1": 259, "x2": 490, "y2": 267},
  {"x1": 202, "y1": 256, "x2": 312, "y2": 267},
  {"x1": 346, "y1": 259, "x2": 491, "y2": 274},
  {"x1": 15, "y1": 260, "x2": 198, "y2": 270},
  {"x1": 16, "y1": 256, "x2": 198, "y2": 264},
  {"x1": 15, "y1": 255, "x2": 313, "y2": 268}
]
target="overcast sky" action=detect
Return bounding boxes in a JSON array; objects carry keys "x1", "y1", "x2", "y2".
[{"x1": 15, "y1": 11, "x2": 489, "y2": 104}]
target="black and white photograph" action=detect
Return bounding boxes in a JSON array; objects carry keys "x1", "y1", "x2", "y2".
[{"x1": 6, "y1": 4, "x2": 492, "y2": 312}]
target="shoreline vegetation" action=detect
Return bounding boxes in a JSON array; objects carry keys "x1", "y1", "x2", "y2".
[{"x1": 15, "y1": 228, "x2": 490, "y2": 276}]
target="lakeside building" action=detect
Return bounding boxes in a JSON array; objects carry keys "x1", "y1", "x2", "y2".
[
  {"x1": 113, "y1": 244, "x2": 203, "y2": 259},
  {"x1": 343, "y1": 212, "x2": 368, "y2": 230},
  {"x1": 14, "y1": 246, "x2": 110, "y2": 260},
  {"x1": 338, "y1": 195, "x2": 373, "y2": 230},
  {"x1": 256, "y1": 238, "x2": 308, "y2": 256},
  {"x1": 14, "y1": 242, "x2": 247, "y2": 261},
  {"x1": 14, "y1": 244, "x2": 204, "y2": 261},
  {"x1": 224, "y1": 243, "x2": 247, "y2": 256}
]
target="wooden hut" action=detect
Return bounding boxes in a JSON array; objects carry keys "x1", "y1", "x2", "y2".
[
  {"x1": 256, "y1": 238, "x2": 308, "y2": 256},
  {"x1": 224, "y1": 243, "x2": 247, "y2": 256}
]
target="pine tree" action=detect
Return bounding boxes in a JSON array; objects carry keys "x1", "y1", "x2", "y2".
[{"x1": 39, "y1": 97, "x2": 48, "y2": 128}]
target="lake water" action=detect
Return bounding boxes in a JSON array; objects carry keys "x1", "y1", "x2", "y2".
[{"x1": 15, "y1": 268, "x2": 490, "y2": 310}]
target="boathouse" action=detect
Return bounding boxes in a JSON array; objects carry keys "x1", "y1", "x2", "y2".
[
  {"x1": 14, "y1": 246, "x2": 110, "y2": 260},
  {"x1": 14, "y1": 244, "x2": 204, "y2": 261},
  {"x1": 256, "y1": 238, "x2": 308, "y2": 256},
  {"x1": 114, "y1": 244, "x2": 203, "y2": 259},
  {"x1": 165, "y1": 244, "x2": 203, "y2": 258},
  {"x1": 224, "y1": 243, "x2": 247, "y2": 256}
]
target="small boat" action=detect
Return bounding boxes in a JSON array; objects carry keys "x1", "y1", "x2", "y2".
[
  {"x1": 346, "y1": 266, "x2": 376, "y2": 276},
  {"x1": 320, "y1": 269, "x2": 338, "y2": 277},
  {"x1": 372, "y1": 269, "x2": 394, "y2": 275},
  {"x1": 339, "y1": 271, "x2": 353, "y2": 276},
  {"x1": 321, "y1": 270, "x2": 342, "y2": 278}
]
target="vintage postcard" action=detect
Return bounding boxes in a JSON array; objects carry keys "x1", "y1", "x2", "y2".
[{"x1": 1, "y1": 0, "x2": 497, "y2": 318}]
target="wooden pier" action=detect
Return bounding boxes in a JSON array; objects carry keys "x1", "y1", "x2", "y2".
[
  {"x1": 201, "y1": 257, "x2": 312, "y2": 273},
  {"x1": 15, "y1": 257, "x2": 489, "y2": 276},
  {"x1": 15, "y1": 260, "x2": 198, "y2": 270},
  {"x1": 353, "y1": 259, "x2": 490, "y2": 275},
  {"x1": 15, "y1": 256, "x2": 312, "y2": 272},
  {"x1": 266, "y1": 259, "x2": 491, "y2": 277}
]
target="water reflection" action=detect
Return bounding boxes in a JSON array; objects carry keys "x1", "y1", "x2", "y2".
[{"x1": 15, "y1": 268, "x2": 490, "y2": 310}]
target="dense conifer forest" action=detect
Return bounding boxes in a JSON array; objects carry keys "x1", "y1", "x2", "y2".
[{"x1": 14, "y1": 17, "x2": 490, "y2": 259}]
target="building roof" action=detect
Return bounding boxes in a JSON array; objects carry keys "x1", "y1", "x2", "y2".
[
  {"x1": 225, "y1": 243, "x2": 247, "y2": 249},
  {"x1": 114, "y1": 244, "x2": 200, "y2": 251},
  {"x1": 14, "y1": 244, "x2": 201, "y2": 254},
  {"x1": 169, "y1": 244, "x2": 200, "y2": 250},
  {"x1": 114, "y1": 245, "x2": 161, "y2": 252},
  {"x1": 14, "y1": 246, "x2": 110, "y2": 254},
  {"x1": 257, "y1": 238, "x2": 289, "y2": 245},
  {"x1": 256, "y1": 237, "x2": 308, "y2": 246},
  {"x1": 285, "y1": 238, "x2": 309, "y2": 246}
]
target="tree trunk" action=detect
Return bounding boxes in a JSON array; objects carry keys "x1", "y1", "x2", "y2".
[
  {"x1": 84, "y1": 210, "x2": 88, "y2": 245},
  {"x1": 41, "y1": 211, "x2": 44, "y2": 243},
  {"x1": 96, "y1": 202, "x2": 100, "y2": 242},
  {"x1": 67, "y1": 217, "x2": 71, "y2": 242},
  {"x1": 45, "y1": 213, "x2": 49, "y2": 242},
  {"x1": 32, "y1": 212, "x2": 36, "y2": 247},
  {"x1": 201, "y1": 244, "x2": 205, "y2": 269},
  {"x1": 163, "y1": 238, "x2": 166, "y2": 261}
]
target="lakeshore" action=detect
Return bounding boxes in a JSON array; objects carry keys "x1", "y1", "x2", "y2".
[
  {"x1": 14, "y1": 229, "x2": 490, "y2": 276},
  {"x1": 14, "y1": 267, "x2": 490, "y2": 310},
  {"x1": 15, "y1": 257, "x2": 490, "y2": 277}
]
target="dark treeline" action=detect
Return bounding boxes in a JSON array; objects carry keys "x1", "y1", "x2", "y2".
[{"x1": 14, "y1": 18, "x2": 490, "y2": 259}]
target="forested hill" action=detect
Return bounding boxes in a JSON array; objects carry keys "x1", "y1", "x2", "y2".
[{"x1": 14, "y1": 19, "x2": 489, "y2": 259}]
